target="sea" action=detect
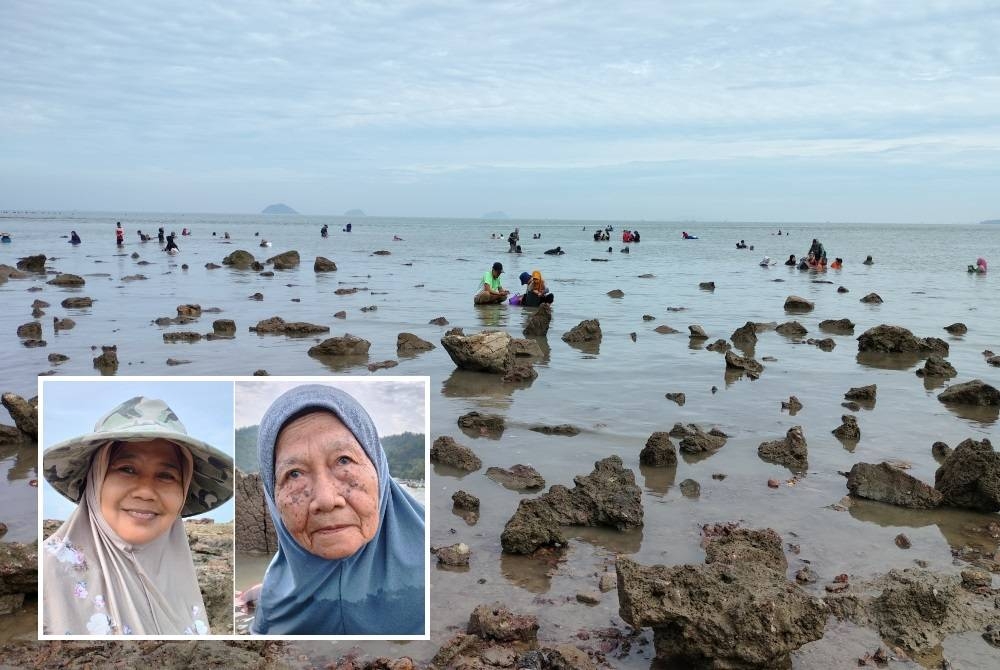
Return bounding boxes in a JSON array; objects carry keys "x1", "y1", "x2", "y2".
[{"x1": 1, "y1": 211, "x2": 998, "y2": 666}]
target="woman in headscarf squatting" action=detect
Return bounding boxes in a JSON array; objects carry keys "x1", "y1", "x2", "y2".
[
  {"x1": 251, "y1": 384, "x2": 425, "y2": 635},
  {"x1": 42, "y1": 396, "x2": 234, "y2": 635}
]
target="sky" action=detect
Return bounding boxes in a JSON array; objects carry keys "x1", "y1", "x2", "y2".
[
  {"x1": 2, "y1": 1, "x2": 999, "y2": 223},
  {"x1": 234, "y1": 379, "x2": 427, "y2": 435},
  {"x1": 40, "y1": 379, "x2": 235, "y2": 521}
]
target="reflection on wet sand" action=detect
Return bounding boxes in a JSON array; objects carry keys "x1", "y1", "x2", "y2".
[
  {"x1": 921, "y1": 374, "x2": 949, "y2": 391},
  {"x1": 938, "y1": 402, "x2": 999, "y2": 425},
  {"x1": 500, "y1": 550, "x2": 563, "y2": 594},
  {"x1": 835, "y1": 435, "x2": 860, "y2": 453},
  {"x1": 569, "y1": 525, "x2": 644, "y2": 555},
  {"x1": 1, "y1": 442, "x2": 36, "y2": 483},
  {"x1": 306, "y1": 353, "x2": 371, "y2": 373},
  {"x1": 723, "y1": 367, "x2": 759, "y2": 388},
  {"x1": 518, "y1": 332, "x2": 552, "y2": 366},
  {"x1": 856, "y1": 351, "x2": 924, "y2": 371},
  {"x1": 848, "y1": 498, "x2": 1000, "y2": 556},
  {"x1": 564, "y1": 339, "x2": 600, "y2": 356},
  {"x1": 640, "y1": 464, "x2": 677, "y2": 497},
  {"x1": 474, "y1": 304, "x2": 510, "y2": 329},
  {"x1": 441, "y1": 369, "x2": 516, "y2": 407},
  {"x1": 432, "y1": 462, "x2": 478, "y2": 480}
]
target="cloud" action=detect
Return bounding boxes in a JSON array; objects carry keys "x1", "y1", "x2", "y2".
[
  {"x1": 234, "y1": 379, "x2": 426, "y2": 437},
  {"x1": 2, "y1": 0, "x2": 999, "y2": 220}
]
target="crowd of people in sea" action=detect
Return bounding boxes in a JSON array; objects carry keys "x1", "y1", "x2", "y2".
[{"x1": 57, "y1": 221, "x2": 988, "y2": 301}]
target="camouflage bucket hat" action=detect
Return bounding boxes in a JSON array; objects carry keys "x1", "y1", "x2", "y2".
[{"x1": 43, "y1": 396, "x2": 234, "y2": 517}]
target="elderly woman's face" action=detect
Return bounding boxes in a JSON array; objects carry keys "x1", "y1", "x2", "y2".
[
  {"x1": 100, "y1": 439, "x2": 186, "y2": 545},
  {"x1": 274, "y1": 411, "x2": 380, "y2": 559}
]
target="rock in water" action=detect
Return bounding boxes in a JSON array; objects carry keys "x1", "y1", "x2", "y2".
[
  {"x1": 307, "y1": 333, "x2": 370, "y2": 357},
  {"x1": 860, "y1": 292, "x2": 883, "y2": 304},
  {"x1": 775, "y1": 321, "x2": 807, "y2": 336},
  {"x1": 857, "y1": 324, "x2": 949, "y2": 356},
  {"x1": 937, "y1": 379, "x2": 1000, "y2": 406},
  {"x1": 430, "y1": 436, "x2": 482, "y2": 472},
  {"x1": 440, "y1": 330, "x2": 514, "y2": 373},
  {"x1": 1, "y1": 393, "x2": 37, "y2": 437},
  {"x1": 847, "y1": 462, "x2": 943, "y2": 508},
  {"x1": 731, "y1": 321, "x2": 758, "y2": 349},
  {"x1": 561, "y1": 319, "x2": 602, "y2": 344},
  {"x1": 934, "y1": 438, "x2": 1000, "y2": 511},
  {"x1": 758, "y1": 426, "x2": 808, "y2": 471},
  {"x1": 486, "y1": 465, "x2": 545, "y2": 491},
  {"x1": 725, "y1": 350, "x2": 764, "y2": 376},
  {"x1": 639, "y1": 432, "x2": 677, "y2": 467},
  {"x1": 266, "y1": 250, "x2": 300, "y2": 269},
  {"x1": 397, "y1": 332, "x2": 435, "y2": 355},
  {"x1": 501, "y1": 456, "x2": 642, "y2": 554},
  {"x1": 523, "y1": 303, "x2": 552, "y2": 337},
  {"x1": 819, "y1": 318, "x2": 855, "y2": 334},
  {"x1": 616, "y1": 529, "x2": 826, "y2": 668},
  {"x1": 784, "y1": 295, "x2": 815, "y2": 311},
  {"x1": 313, "y1": 256, "x2": 337, "y2": 272},
  {"x1": 916, "y1": 355, "x2": 957, "y2": 378},
  {"x1": 845, "y1": 384, "x2": 877, "y2": 402},
  {"x1": 457, "y1": 411, "x2": 505, "y2": 437},
  {"x1": 832, "y1": 414, "x2": 861, "y2": 441},
  {"x1": 688, "y1": 324, "x2": 709, "y2": 339},
  {"x1": 222, "y1": 250, "x2": 255, "y2": 268}
]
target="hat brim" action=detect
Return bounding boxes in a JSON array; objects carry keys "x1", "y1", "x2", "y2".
[{"x1": 43, "y1": 428, "x2": 234, "y2": 517}]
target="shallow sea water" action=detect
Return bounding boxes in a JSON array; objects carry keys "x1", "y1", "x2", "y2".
[{"x1": 1, "y1": 212, "x2": 998, "y2": 666}]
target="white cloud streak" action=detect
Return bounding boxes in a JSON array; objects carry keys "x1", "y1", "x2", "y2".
[{"x1": 2, "y1": 0, "x2": 999, "y2": 219}]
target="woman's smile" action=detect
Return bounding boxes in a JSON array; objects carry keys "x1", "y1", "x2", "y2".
[{"x1": 100, "y1": 439, "x2": 186, "y2": 545}]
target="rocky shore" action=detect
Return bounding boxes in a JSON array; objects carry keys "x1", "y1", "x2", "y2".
[{"x1": 2, "y1": 234, "x2": 999, "y2": 668}]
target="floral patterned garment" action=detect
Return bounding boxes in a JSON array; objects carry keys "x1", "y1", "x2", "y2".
[{"x1": 42, "y1": 443, "x2": 214, "y2": 636}]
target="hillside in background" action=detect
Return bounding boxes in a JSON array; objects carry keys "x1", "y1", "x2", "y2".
[
  {"x1": 235, "y1": 425, "x2": 424, "y2": 481},
  {"x1": 261, "y1": 203, "x2": 297, "y2": 214},
  {"x1": 235, "y1": 425, "x2": 259, "y2": 473}
]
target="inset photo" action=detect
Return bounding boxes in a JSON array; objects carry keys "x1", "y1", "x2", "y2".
[
  {"x1": 38, "y1": 378, "x2": 235, "y2": 638},
  {"x1": 233, "y1": 378, "x2": 429, "y2": 638}
]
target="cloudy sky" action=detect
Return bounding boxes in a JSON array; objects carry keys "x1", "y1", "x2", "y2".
[
  {"x1": 3, "y1": 1, "x2": 999, "y2": 222},
  {"x1": 234, "y1": 379, "x2": 427, "y2": 435}
]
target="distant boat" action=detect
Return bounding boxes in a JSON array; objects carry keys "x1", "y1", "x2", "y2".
[{"x1": 0, "y1": 233, "x2": 11, "y2": 243}]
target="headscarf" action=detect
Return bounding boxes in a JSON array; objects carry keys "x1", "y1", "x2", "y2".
[
  {"x1": 42, "y1": 442, "x2": 209, "y2": 635},
  {"x1": 251, "y1": 384, "x2": 425, "y2": 635},
  {"x1": 531, "y1": 270, "x2": 546, "y2": 294}
]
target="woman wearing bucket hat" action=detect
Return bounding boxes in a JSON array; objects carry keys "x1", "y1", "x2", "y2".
[
  {"x1": 41, "y1": 396, "x2": 233, "y2": 635},
  {"x1": 249, "y1": 384, "x2": 425, "y2": 635}
]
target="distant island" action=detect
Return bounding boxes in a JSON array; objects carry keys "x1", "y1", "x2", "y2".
[
  {"x1": 482, "y1": 210, "x2": 509, "y2": 220},
  {"x1": 261, "y1": 203, "x2": 297, "y2": 214},
  {"x1": 344, "y1": 208, "x2": 366, "y2": 217},
  {"x1": 980, "y1": 219, "x2": 1000, "y2": 225}
]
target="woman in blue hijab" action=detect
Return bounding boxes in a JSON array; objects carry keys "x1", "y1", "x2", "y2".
[{"x1": 250, "y1": 384, "x2": 425, "y2": 635}]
